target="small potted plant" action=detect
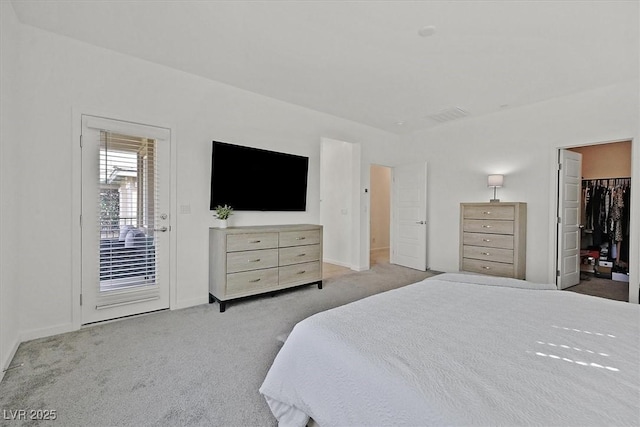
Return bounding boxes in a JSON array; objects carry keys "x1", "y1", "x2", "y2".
[{"x1": 213, "y1": 204, "x2": 233, "y2": 228}]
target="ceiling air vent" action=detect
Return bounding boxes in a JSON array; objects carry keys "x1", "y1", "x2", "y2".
[{"x1": 426, "y1": 107, "x2": 469, "y2": 123}]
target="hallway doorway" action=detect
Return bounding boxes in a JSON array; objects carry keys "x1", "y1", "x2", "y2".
[{"x1": 370, "y1": 164, "x2": 391, "y2": 266}]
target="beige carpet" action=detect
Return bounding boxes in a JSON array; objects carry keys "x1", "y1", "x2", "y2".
[{"x1": 0, "y1": 262, "x2": 437, "y2": 427}]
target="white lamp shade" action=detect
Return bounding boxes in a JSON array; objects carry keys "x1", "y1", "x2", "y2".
[{"x1": 487, "y1": 174, "x2": 504, "y2": 187}]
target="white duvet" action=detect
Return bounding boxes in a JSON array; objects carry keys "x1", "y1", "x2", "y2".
[{"x1": 259, "y1": 273, "x2": 640, "y2": 426}]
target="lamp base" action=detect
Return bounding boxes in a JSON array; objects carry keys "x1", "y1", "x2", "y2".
[{"x1": 489, "y1": 199, "x2": 501, "y2": 203}]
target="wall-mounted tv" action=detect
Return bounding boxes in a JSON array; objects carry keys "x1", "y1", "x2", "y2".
[{"x1": 209, "y1": 141, "x2": 309, "y2": 211}]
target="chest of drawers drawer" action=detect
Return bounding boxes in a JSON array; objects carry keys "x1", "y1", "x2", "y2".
[
  {"x1": 462, "y1": 258, "x2": 515, "y2": 278},
  {"x1": 463, "y1": 232, "x2": 514, "y2": 249},
  {"x1": 463, "y1": 219, "x2": 514, "y2": 235},
  {"x1": 279, "y1": 244, "x2": 320, "y2": 266},
  {"x1": 227, "y1": 232, "x2": 278, "y2": 252},
  {"x1": 280, "y1": 229, "x2": 321, "y2": 247},
  {"x1": 226, "y1": 249, "x2": 278, "y2": 274},
  {"x1": 279, "y1": 261, "x2": 321, "y2": 287},
  {"x1": 463, "y1": 245, "x2": 514, "y2": 264},
  {"x1": 463, "y1": 205, "x2": 515, "y2": 220},
  {"x1": 226, "y1": 268, "x2": 279, "y2": 296}
]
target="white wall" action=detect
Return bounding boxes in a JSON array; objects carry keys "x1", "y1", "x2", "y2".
[
  {"x1": 0, "y1": 1, "x2": 22, "y2": 377},
  {"x1": 8, "y1": 18, "x2": 401, "y2": 339},
  {"x1": 402, "y1": 80, "x2": 639, "y2": 298},
  {"x1": 320, "y1": 138, "x2": 356, "y2": 268}
]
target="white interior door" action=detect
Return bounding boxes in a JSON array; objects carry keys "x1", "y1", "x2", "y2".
[
  {"x1": 557, "y1": 149, "x2": 582, "y2": 289},
  {"x1": 391, "y1": 162, "x2": 428, "y2": 271},
  {"x1": 81, "y1": 115, "x2": 171, "y2": 324}
]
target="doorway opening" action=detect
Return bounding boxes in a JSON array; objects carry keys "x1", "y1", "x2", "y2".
[
  {"x1": 369, "y1": 164, "x2": 391, "y2": 266},
  {"x1": 561, "y1": 140, "x2": 631, "y2": 302}
]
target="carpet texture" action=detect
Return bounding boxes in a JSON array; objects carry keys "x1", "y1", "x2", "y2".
[{"x1": 0, "y1": 263, "x2": 437, "y2": 426}]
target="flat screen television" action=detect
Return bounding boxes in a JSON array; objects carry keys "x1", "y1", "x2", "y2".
[{"x1": 209, "y1": 141, "x2": 309, "y2": 211}]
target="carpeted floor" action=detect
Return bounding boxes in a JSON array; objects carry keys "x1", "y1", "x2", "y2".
[
  {"x1": 0, "y1": 262, "x2": 437, "y2": 427},
  {"x1": 565, "y1": 273, "x2": 629, "y2": 302}
]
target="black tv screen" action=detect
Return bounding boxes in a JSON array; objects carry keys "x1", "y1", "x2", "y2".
[{"x1": 210, "y1": 141, "x2": 309, "y2": 211}]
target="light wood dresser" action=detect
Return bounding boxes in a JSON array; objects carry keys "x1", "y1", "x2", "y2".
[
  {"x1": 209, "y1": 224, "x2": 323, "y2": 312},
  {"x1": 459, "y1": 202, "x2": 527, "y2": 279}
]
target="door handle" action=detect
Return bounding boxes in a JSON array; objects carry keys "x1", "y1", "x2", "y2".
[
  {"x1": 415, "y1": 221, "x2": 426, "y2": 224},
  {"x1": 154, "y1": 226, "x2": 168, "y2": 232}
]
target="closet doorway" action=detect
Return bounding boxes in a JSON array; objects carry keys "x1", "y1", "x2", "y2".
[
  {"x1": 369, "y1": 164, "x2": 391, "y2": 266},
  {"x1": 564, "y1": 140, "x2": 631, "y2": 302}
]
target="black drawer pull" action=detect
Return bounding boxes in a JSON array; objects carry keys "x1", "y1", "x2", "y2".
[
  {"x1": 249, "y1": 258, "x2": 261, "y2": 262},
  {"x1": 482, "y1": 225, "x2": 492, "y2": 228},
  {"x1": 482, "y1": 211, "x2": 491, "y2": 215},
  {"x1": 297, "y1": 270, "x2": 306, "y2": 275},
  {"x1": 482, "y1": 266, "x2": 491, "y2": 270},
  {"x1": 249, "y1": 240, "x2": 261, "y2": 243},
  {"x1": 482, "y1": 252, "x2": 491, "y2": 256},
  {"x1": 482, "y1": 238, "x2": 491, "y2": 242},
  {"x1": 249, "y1": 278, "x2": 261, "y2": 283},
  {"x1": 296, "y1": 237, "x2": 306, "y2": 240},
  {"x1": 297, "y1": 253, "x2": 306, "y2": 257}
]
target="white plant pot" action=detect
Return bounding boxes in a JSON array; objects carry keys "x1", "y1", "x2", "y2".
[{"x1": 219, "y1": 219, "x2": 228, "y2": 229}]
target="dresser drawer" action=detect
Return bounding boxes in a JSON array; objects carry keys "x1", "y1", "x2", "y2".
[
  {"x1": 279, "y1": 261, "x2": 321, "y2": 287},
  {"x1": 226, "y1": 268, "x2": 279, "y2": 296},
  {"x1": 279, "y1": 229, "x2": 321, "y2": 247},
  {"x1": 279, "y1": 244, "x2": 320, "y2": 266},
  {"x1": 463, "y1": 205, "x2": 515, "y2": 220},
  {"x1": 463, "y1": 219, "x2": 514, "y2": 235},
  {"x1": 463, "y1": 245, "x2": 514, "y2": 264},
  {"x1": 463, "y1": 232, "x2": 514, "y2": 249},
  {"x1": 227, "y1": 232, "x2": 278, "y2": 252},
  {"x1": 462, "y1": 258, "x2": 515, "y2": 278},
  {"x1": 226, "y1": 249, "x2": 278, "y2": 274}
]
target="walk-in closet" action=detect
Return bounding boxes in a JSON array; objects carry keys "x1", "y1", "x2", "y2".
[{"x1": 568, "y1": 141, "x2": 631, "y2": 302}]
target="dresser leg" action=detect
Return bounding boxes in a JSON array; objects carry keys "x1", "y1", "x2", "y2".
[
  {"x1": 219, "y1": 301, "x2": 226, "y2": 313},
  {"x1": 209, "y1": 293, "x2": 214, "y2": 304},
  {"x1": 317, "y1": 281, "x2": 323, "y2": 290}
]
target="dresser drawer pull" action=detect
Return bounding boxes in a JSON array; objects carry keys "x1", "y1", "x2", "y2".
[
  {"x1": 483, "y1": 238, "x2": 491, "y2": 242},
  {"x1": 297, "y1": 253, "x2": 306, "y2": 257},
  {"x1": 249, "y1": 258, "x2": 261, "y2": 262},
  {"x1": 296, "y1": 237, "x2": 306, "y2": 240},
  {"x1": 249, "y1": 240, "x2": 261, "y2": 243},
  {"x1": 249, "y1": 278, "x2": 261, "y2": 283},
  {"x1": 482, "y1": 252, "x2": 491, "y2": 256},
  {"x1": 482, "y1": 211, "x2": 491, "y2": 215},
  {"x1": 297, "y1": 270, "x2": 306, "y2": 275},
  {"x1": 482, "y1": 266, "x2": 491, "y2": 270},
  {"x1": 482, "y1": 225, "x2": 492, "y2": 228}
]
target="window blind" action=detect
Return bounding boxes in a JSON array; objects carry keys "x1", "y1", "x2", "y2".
[{"x1": 96, "y1": 131, "x2": 160, "y2": 308}]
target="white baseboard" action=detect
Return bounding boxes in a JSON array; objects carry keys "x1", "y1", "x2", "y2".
[
  {"x1": 1, "y1": 337, "x2": 20, "y2": 383},
  {"x1": 174, "y1": 296, "x2": 208, "y2": 310},
  {"x1": 19, "y1": 322, "x2": 76, "y2": 343},
  {"x1": 323, "y1": 258, "x2": 353, "y2": 269}
]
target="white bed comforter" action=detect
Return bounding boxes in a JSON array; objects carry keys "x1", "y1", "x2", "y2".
[{"x1": 259, "y1": 273, "x2": 640, "y2": 426}]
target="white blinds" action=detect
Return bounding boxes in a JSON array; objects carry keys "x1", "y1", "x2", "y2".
[{"x1": 97, "y1": 131, "x2": 160, "y2": 307}]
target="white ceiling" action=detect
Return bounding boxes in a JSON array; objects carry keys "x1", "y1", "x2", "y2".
[{"x1": 10, "y1": 0, "x2": 639, "y2": 134}]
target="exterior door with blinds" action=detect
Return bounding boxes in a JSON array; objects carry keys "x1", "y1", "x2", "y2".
[{"x1": 81, "y1": 115, "x2": 171, "y2": 324}]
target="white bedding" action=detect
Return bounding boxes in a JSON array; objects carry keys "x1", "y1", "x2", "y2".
[{"x1": 259, "y1": 273, "x2": 640, "y2": 426}]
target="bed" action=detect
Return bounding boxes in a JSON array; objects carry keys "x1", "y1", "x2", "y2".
[{"x1": 259, "y1": 273, "x2": 640, "y2": 426}]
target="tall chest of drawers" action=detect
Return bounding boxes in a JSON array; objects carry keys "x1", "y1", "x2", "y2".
[
  {"x1": 209, "y1": 224, "x2": 323, "y2": 312},
  {"x1": 459, "y1": 202, "x2": 527, "y2": 279}
]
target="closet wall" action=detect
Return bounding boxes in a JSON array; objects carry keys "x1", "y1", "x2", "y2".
[{"x1": 569, "y1": 140, "x2": 631, "y2": 179}]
